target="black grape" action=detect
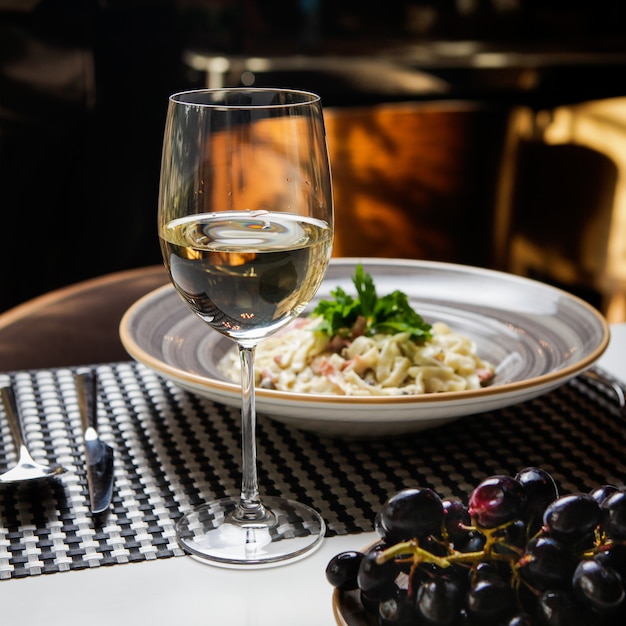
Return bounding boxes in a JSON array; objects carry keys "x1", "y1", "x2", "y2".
[
  {"x1": 516, "y1": 467, "x2": 559, "y2": 535},
  {"x1": 542, "y1": 493, "x2": 601, "y2": 545},
  {"x1": 325, "y1": 550, "x2": 364, "y2": 590},
  {"x1": 415, "y1": 576, "x2": 463, "y2": 625},
  {"x1": 378, "y1": 588, "x2": 417, "y2": 625},
  {"x1": 600, "y1": 488, "x2": 626, "y2": 539},
  {"x1": 518, "y1": 536, "x2": 576, "y2": 591},
  {"x1": 379, "y1": 487, "x2": 444, "y2": 542},
  {"x1": 441, "y1": 497, "x2": 472, "y2": 545},
  {"x1": 594, "y1": 542, "x2": 626, "y2": 581},
  {"x1": 535, "y1": 589, "x2": 588, "y2": 626},
  {"x1": 466, "y1": 573, "x2": 516, "y2": 623},
  {"x1": 468, "y1": 475, "x2": 527, "y2": 529},
  {"x1": 589, "y1": 484, "x2": 620, "y2": 506},
  {"x1": 572, "y1": 558, "x2": 625, "y2": 615},
  {"x1": 356, "y1": 548, "x2": 399, "y2": 598}
]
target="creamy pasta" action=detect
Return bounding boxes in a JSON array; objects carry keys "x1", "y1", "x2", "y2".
[{"x1": 218, "y1": 317, "x2": 495, "y2": 396}]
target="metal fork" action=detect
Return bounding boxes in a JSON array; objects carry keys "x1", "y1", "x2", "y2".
[{"x1": 0, "y1": 385, "x2": 67, "y2": 484}]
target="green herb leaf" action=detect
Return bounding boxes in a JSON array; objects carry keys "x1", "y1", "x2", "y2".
[{"x1": 312, "y1": 264, "x2": 432, "y2": 342}]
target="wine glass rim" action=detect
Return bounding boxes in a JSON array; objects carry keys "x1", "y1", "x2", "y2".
[{"x1": 169, "y1": 87, "x2": 321, "y2": 109}]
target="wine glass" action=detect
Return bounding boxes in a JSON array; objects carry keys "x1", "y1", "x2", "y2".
[{"x1": 158, "y1": 88, "x2": 334, "y2": 567}]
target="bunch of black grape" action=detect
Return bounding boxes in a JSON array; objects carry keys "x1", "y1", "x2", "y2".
[{"x1": 326, "y1": 467, "x2": 626, "y2": 625}]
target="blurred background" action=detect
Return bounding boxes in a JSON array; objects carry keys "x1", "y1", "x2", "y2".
[{"x1": 2, "y1": 0, "x2": 626, "y2": 321}]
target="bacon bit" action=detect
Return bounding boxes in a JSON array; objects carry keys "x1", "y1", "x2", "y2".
[
  {"x1": 341, "y1": 354, "x2": 367, "y2": 374},
  {"x1": 477, "y1": 368, "x2": 495, "y2": 385},
  {"x1": 312, "y1": 358, "x2": 347, "y2": 392},
  {"x1": 315, "y1": 358, "x2": 337, "y2": 377},
  {"x1": 273, "y1": 354, "x2": 285, "y2": 367}
]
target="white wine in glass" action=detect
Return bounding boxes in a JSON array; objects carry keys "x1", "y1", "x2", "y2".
[{"x1": 158, "y1": 88, "x2": 333, "y2": 567}]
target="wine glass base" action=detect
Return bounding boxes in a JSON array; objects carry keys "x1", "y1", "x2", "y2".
[{"x1": 175, "y1": 496, "x2": 326, "y2": 569}]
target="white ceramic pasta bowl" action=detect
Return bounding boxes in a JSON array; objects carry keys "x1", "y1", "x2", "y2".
[{"x1": 119, "y1": 258, "x2": 610, "y2": 437}]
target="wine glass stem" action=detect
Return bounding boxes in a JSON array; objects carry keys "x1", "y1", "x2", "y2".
[{"x1": 236, "y1": 345, "x2": 270, "y2": 523}]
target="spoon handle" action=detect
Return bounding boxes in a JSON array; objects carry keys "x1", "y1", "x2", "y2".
[{"x1": 0, "y1": 385, "x2": 28, "y2": 451}]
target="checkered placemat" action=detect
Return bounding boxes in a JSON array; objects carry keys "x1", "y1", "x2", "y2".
[{"x1": 0, "y1": 362, "x2": 625, "y2": 580}]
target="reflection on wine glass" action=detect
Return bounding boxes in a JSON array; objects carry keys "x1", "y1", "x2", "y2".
[{"x1": 158, "y1": 88, "x2": 334, "y2": 567}]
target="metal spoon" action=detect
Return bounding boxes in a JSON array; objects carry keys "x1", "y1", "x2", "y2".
[{"x1": 0, "y1": 385, "x2": 67, "y2": 484}]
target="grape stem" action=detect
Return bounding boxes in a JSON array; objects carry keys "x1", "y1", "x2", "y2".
[
  {"x1": 376, "y1": 539, "x2": 453, "y2": 569},
  {"x1": 376, "y1": 518, "x2": 526, "y2": 570}
]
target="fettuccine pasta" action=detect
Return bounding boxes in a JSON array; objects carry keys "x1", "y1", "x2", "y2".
[{"x1": 219, "y1": 317, "x2": 495, "y2": 396}]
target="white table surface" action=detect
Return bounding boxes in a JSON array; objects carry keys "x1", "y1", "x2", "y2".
[{"x1": 2, "y1": 324, "x2": 625, "y2": 626}]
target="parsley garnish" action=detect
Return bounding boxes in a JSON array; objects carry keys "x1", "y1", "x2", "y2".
[{"x1": 312, "y1": 264, "x2": 432, "y2": 342}]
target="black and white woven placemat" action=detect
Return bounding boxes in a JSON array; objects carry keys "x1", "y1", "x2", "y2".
[{"x1": 0, "y1": 362, "x2": 625, "y2": 580}]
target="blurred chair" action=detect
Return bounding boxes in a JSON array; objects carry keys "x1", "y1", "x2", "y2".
[
  {"x1": 323, "y1": 101, "x2": 512, "y2": 267},
  {"x1": 0, "y1": 265, "x2": 168, "y2": 372},
  {"x1": 494, "y1": 97, "x2": 626, "y2": 322}
]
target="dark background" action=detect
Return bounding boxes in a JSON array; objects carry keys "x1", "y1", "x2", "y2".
[{"x1": 1, "y1": 0, "x2": 625, "y2": 313}]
